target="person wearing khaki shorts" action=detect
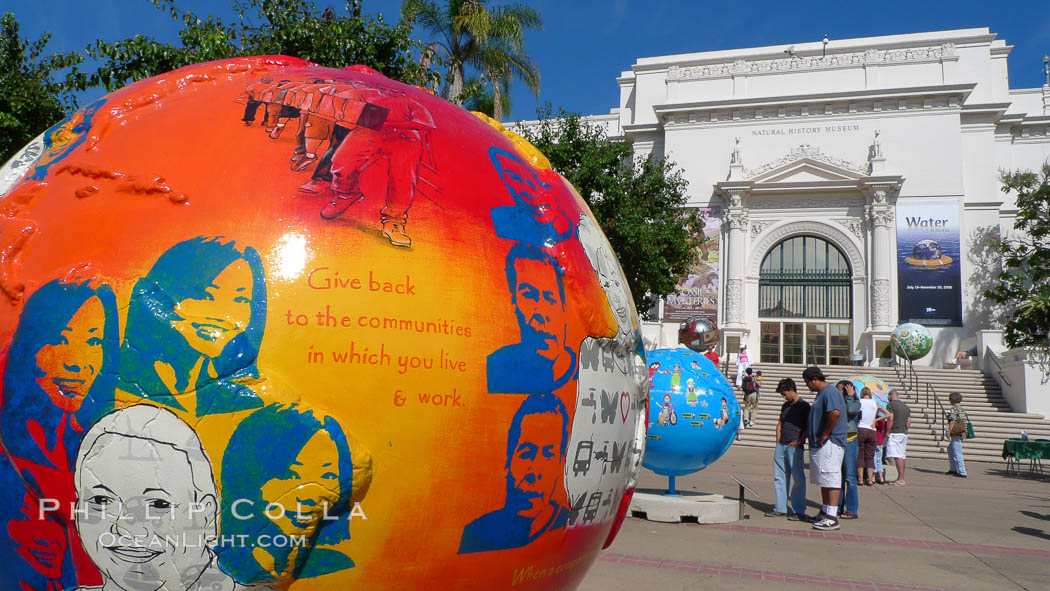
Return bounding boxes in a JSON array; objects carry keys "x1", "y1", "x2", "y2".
[
  {"x1": 810, "y1": 439, "x2": 844, "y2": 488},
  {"x1": 802, "y1": 367, "x2": 848, "y2": 531}
]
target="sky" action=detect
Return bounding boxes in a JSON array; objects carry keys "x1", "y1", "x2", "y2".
[{"x1": 7, "y1": 0, "x2": 1050, "y2": 122}]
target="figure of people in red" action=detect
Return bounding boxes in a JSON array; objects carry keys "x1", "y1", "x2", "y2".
[
  {"x1": 326, "y1": 79, "x2": 436, "y2": 245},
  {"x1": 238, "y1": 69, "x2": 440, "y2": 248}
]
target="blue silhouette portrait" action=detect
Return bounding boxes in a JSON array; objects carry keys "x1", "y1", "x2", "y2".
[
  {"x1": 0, "y1": 278, "x2": 117, "y2": 591},
  {"x1": 217, "y1": 403, "x2": 358, "y2": 583},
  {"x1": 0, "y1": 277, "x2": 118, "y2": 471},
  {"x1": 118, "y1": 236, "x2": 267, "y2": 416},
  {"x1": 459, "y1": 393, "x2": 571, "y2": 554},
  {"x1": 488, "y1": 146, "x2": 573, "y2": 248},
  {"x1": 487, "y1": 243, "x2": 576, "y2": 394}
]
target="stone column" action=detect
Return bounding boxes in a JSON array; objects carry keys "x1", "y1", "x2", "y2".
[
  {"x1": 867, "y1": 188, "x2": 895, "y2": 331},
  {"x1": 724, "y1": 190, "x2": 749, "y2": 328}
]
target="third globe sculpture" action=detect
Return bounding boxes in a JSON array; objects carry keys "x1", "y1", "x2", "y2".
[{"x1": 634, "y1": 347, "x2": 741, "y2": 523}]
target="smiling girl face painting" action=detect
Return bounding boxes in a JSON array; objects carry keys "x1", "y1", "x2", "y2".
[
  {"x1": 118, "y1": 236, "x2": 267, "y2": 416},
  {"x1": 33, "y1": 294, "x2": 107, "y2": 413},
  {"x1": 169, "y1": 258, "x2": 254, "y2": 359},
  {"x1": 1, "y1": 278, "x2": 118, "y2": 469},
  {"x1": 218, "y1": 403, "x2": 360, "y2": 584}
]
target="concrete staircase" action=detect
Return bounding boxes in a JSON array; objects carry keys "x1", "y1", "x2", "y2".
[{"x1": 722, "y1": 363, "x2": 1050, "y2": 463}]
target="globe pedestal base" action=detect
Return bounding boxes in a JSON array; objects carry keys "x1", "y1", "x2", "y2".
[{"x1": 630, "y1": 489, "x2": 739, "y2": 524}]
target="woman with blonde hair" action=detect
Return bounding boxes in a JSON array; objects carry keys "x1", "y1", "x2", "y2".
[{"x1": 856, "y1": 387, "x2": 889, "y2": 486}]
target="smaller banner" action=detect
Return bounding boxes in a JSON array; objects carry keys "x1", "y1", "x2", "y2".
[
  {"x1": 895, "y1": 199, "x2": 963, "y2": 326},
  {"x1": 663, "y1": 208, "x2": 721, "y2": 323}
]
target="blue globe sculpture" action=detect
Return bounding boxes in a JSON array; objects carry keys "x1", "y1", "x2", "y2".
[{"x1": 643, "y1": 348, "x2": 739, "y2": 479}]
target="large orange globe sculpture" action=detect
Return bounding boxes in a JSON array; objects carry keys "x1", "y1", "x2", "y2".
[{"x1": 0, "y1": 57, "x2": 648, "y2": 591}]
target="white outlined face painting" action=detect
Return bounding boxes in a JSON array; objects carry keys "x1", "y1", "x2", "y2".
[
  {"x1": 74, "y1": 406, "x2": 225, "y2": 591},
  {"x1": 577, "y1": 215, "x2": 631, "y2": 337},
  {"x1": 77, "y1": 434, "x2": 215, "y2": 590}
]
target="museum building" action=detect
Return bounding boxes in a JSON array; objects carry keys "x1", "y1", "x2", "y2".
[{"x1": 523, "y1": 28, "x2": 1050, "y2": 367}]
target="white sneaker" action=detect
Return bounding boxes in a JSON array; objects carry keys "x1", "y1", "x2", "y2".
[{"x1": 812, "y1": 515, "x2": 840, "y2": 531}]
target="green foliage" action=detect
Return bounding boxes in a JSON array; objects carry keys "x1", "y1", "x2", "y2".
[
  {"x1": 0, "y1": 13, "x2": 83, "y2": 162},
  {"x1": 459, "y1": 75, "x2": 510, "y2": 117},
  {"x1": 985, "y1": 165, "x2": 1050, "y2": 349},
  {"x1": 69, "y1": 0, "x2": 439, "y2": 93},
  {"x1": 519, "y1": 105, "x2": 705, "y2": 311},
  {"x1": 401, "y1": 0, "x2": 539, "y2": 118}
]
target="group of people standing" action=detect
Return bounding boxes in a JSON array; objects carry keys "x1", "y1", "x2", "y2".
[
  {"x1": 764, "y1": 366, "x2": 923, "y2": 531},
  {"x1": 765, "y1": 366, "x2": 972, "y2": 531}
]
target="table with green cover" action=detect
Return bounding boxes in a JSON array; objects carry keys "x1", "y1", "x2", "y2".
[{"x1": 1002, "y1": 439, "x2": 1049, "y2": 475}]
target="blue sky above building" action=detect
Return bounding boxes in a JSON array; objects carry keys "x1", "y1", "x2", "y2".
[{"x1": 9, "y1": 0, "x2": 1050, "y2": 122}]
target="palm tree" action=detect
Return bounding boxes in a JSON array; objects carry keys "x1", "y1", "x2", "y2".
[{"x1": 402, "y1": 0, "x2": 541, "y2": 120}]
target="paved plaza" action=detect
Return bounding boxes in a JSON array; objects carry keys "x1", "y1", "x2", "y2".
[{"x1": 579, "y1": 445, "x2": 1050, "y2": 591}]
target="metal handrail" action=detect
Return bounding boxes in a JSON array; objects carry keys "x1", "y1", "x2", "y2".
[
  {"x1": 925, "y1": 383, "x2": 949, "y2": 443},
  {"x1": 890, "y1": 356, "x2": 946, "y2": 443},
  {"x1": 985, "y1": 347, "x2": 1012, "y2": 387},
  {"x1": 891, "y1": 355, "x2": 919, "y2": 396}
]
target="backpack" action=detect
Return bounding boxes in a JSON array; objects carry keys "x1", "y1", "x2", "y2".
[{"x1": 742, "y1": 375, "x2": 756, "y2": 394}]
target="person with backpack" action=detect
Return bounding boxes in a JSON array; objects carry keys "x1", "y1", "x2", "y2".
[
  {"x1": 742, "y1": 367, "x2": 759, "y2": 428},
  {"x1": 836, "y1": 380, "x2": 861, "y2": 519},
  {"x1": 946, "y1": 392, "x2": 970, "y2": 478}
]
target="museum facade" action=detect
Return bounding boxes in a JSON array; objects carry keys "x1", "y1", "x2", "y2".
[{"x1": 522, "y1": 28, "x2": 1050, "y2": 367}]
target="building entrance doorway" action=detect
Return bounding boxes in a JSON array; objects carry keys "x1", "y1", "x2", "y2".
[{"x1": 757, "y1": 235, "x2": 852, "y2": 365}]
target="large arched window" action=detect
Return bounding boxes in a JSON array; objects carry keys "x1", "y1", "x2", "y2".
[{"x1": 758, "y1": 236, "x2": 852, "y2": 319}]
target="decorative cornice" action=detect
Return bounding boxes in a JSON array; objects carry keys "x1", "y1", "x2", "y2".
[
  {"x1": 861, "y1": 177, "x2": 905, "y2": 200},
  {"x1": 659, "y1": 85, "x2": 972, "y2": 129},
  {"x1": 744, "y1": 144, "x2": 868, "y2": 179},
  {"x1": 667, "y1": 44, "x2": 957, "y2": 81}
]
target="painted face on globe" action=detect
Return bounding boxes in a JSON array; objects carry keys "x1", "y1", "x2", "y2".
[
  {"x1": 597, "y1": 251, "x2": 630, "y2": 333},
  {"x1": 495, "y1": 152, "x2": 542, "y2": 205},
  {"x1": 508, "y1": 413, "x2": 562, "y2": 518},
  {"x1": 577, "y1": 215, "x2": 631, "y2": 336},
  {"x1": 34, "y1": 295, "x2": 106, "y2": 412},
  {"x1": 76, "y1": 434, "x2": 213, "y2": 591},
  {"x1": 513, "y1": 258, "x2": 565, "y2": 353},
  {"x1": 8, "y1": 500, "x2": 68, "y2": 579},
  {"x1": 170, "y1": 259, "x2": 253, "y2": 359},
  {"x1": 494, "y1": 152, "x2": 566, "y2": 228},
  {"x1": 259, "y1": 430, "x2": 342, "y2": 536}
]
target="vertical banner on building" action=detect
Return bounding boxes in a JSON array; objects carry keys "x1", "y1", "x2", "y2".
[
  {"x1": 663, "y1": 208, "x2": 721, "y2": 323},
  {"x1": 895, "y1": 199, "x2": 963, "y2": 326}
]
